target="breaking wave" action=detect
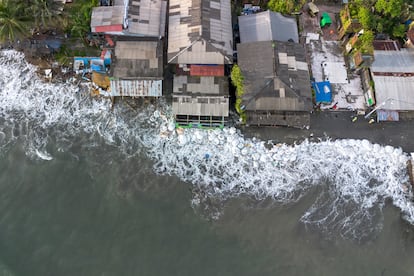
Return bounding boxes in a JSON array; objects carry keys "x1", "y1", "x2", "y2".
[{"x1": 1, "y1": 50, "x2": 413, "y2": 241}]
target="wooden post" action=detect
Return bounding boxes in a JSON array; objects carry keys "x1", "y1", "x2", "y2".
[
  {"x1": 111, "y1": 96, "x2": 116, "y2": 110},
  {"x1": 408, "y1": 153, "x2": 414, "y2": 192}
]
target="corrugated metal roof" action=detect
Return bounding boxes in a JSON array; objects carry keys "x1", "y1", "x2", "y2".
[
  {"x1": 91, "y1": 6, "x2": 125, "y2": 33},
  {"x1": 172, "y1": 95, "x2": 229, "y2": 116},
  {"x1": 110, "y1": 79, "x2": 162, "y2": 97},
  {"x1": 173, "y1": 75, "x2": 228, "y2": 95},
  {"x1": 372, "y1": 40, "x2": 400, "y2": 51},
  {"x1": 371, "y1": 50, "x2": 414, "y2": 73},
  {"x1": 127, "y1": 0, "x2": 167, "y2": 37},
  {"x1": 167, "y1": 0, "x2": 233, "y2": 64},
  {"x1": 239, "y1": 10, "x2": 299, "y2": 44},
  {"x1": 190, "y1": 65, "x2": 224, "y2": 76},
  {"x1": 372, "y1": 75, "x2": 414, "y2": 111},
  {"x1": 237, "y1": 40, "x2": 311, "y2": 112},
  {"x1": 114, "y1": 0, "x2": 125, "y2": 6},
  {"x1": 112, "y1": 41, "x2": 163, "y2": 78}
]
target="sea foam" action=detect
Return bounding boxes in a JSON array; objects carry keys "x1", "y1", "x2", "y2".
[{"x1": 1, "y1": 50, "x2": 413, "y2": 240}]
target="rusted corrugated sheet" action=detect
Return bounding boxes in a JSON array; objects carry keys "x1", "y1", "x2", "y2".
[
  {"x1": 104, "y1": 35, "x2": 115, "y2": 47},
  {"x1": 353, "y1": 51, "x2": 363, "y2": 67},
  {"x1": 190, "y1": 65, "x2": 224, "y2": 76},
  {"x1": 92, "y1": 72, "x2": 110, "y2": 89},
  {"x1": 94, "y1": 25, "x2": 123, "y2": 33},
  {"x1": 109, "y1": 79, "x2": 162, "y2": 97},
  {"x1": 167, "y1": 0, "x2": 233, "y2": 64},
  {"x1": 172, "y1": 96, "x2": 229, "y2": 116},
  {"x1": 91, "y1": 6, "x2": 125, "y2": 33}
]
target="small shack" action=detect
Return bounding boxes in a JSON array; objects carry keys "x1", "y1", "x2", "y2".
[
  {"x1": 320, "y1": 12, "x2": 332, "y2": 28},
  {"x1": 308, "y1": 2, "x2": 319, "y2": 17}
]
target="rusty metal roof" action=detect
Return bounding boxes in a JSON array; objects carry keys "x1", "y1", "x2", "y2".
[
  {"x1": 167, "y1": 0, "x2": 233, "y2": 64},
  {"x1": 172, "y1": 75, "x2": 229, "y2": 116},
  {"x1": 109, "y1": 40, "x2": 164, "y2": 97},
  {"x1": 372, "y1": 40, "x2": 400, "y2": 51},
  {"x1": 237, "y1": 40, "x2": 312, "y2": 112},
  {"x1": 371, "y1": 50, "x2": 414, "y2": 111},
  {"x1": 112, "y1": 41, "x2": 163, "y2": 78},
  {"x1": 109, "y1": 79, "x2": 162, "y2": 97},
  {"x1": 173, "y1": 75, "x2": 228, "y2": 95},
  {"x1": 91, "y1": 0, "x2": 167, "y2": 37},
  {"x1": 127, "y1": 0, "x2": 167, "y2": 37},
  {"x1": 372, "y1": 75, "x2": 414, "y2": 111},
  {"x1": 91, "y1": 6, "x2": 125, "y2": 33}
]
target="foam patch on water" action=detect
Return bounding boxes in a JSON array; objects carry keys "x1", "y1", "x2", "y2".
[
  {"x1": 142, "y1": 119, "x2": 413, "y2": 239},
  {"x1": 1, "y1": 50, "x2": 414, "y2": 240}
]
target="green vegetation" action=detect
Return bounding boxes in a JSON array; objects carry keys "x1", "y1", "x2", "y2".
[
  {"x1": 358, "y1": 29, "x2": 374, "y2": 54},
  {"x1": 0, "y1": 0, "x2": 29, "y2": 42},
  {"x1": 267, "y1": 0, "x2": 306, "y2": 15},
  {"x1": 0, "y1": 0, "x2": 98, "y2": 44},
  {"x1": 230, "y1": 64, "x2": 246, "y2": 124},
  {"x1": 68, "y1": 0, "x2": 98, "y2": 41},
  {"x1": 348, "y1": 0, "x2": 414, "y2": 40}
]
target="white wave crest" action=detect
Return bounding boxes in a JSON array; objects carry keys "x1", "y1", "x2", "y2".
[
  {"x1": 35, "y1": 149, "x2": 53, "y2": 161},
  {"x1": 1, "y1": 50, "x2": 413, "y2": 240},
  {"x1": 142, "y1": 117, "x2": 413, "y2": 239}
]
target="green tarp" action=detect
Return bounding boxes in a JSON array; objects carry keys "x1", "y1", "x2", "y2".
[{"x1": 320, "y1": 12, "x2": 332, "y2": 28}]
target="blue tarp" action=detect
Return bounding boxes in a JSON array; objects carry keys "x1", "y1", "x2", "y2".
[
  {"x1": 74, "y1": 56, "x2": 110, "y2": 73},
  {"x1": 312, "y1": 81, "x2": 332, "y2": 103},
  {"x1": 44, "y1": 39, "x2": 62, "y2": 50}
]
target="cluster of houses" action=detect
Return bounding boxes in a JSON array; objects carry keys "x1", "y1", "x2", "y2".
[
  {"x1": 84, "y1": 0, "x2": 313, "y2": 128},
  {"x1": 338, "y1": 5, "x2": 414, "y2": 121},
  {"x1": 79, "y1": 0, "x2": 414, "y2": 128}
]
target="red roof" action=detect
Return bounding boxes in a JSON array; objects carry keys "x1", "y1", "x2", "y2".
[
  {"x1": 190, "y1": 65, "x2": 224, "y2": 76},
  {"x1": 372, "y1": 40, "x2": 400, "y2": 51},
  {"x1": 94, "y1": 25, "x2": 123, "y2": 33}
]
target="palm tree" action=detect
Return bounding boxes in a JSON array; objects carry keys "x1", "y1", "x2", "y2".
[
  {"x1": 70, "y1": 3, "x2": 94, "y2": 42},
  {"x1": 26, "y1": 0, "x2": 64, "y2": 31},
  {"x1": 0, "y1": 0, "x2": 29, "y2": 43}
]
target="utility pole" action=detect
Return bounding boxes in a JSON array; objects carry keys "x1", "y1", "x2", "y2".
[{"x1": 364, "y1": 98, "x2": 392, "y2": 119}]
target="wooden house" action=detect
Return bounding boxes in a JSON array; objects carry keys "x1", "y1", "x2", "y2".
[
  {"x1": 168, "y1": 0, "x2": 234, "y2": 127},
  {"x1": 89, "y1": 0, "x2": 167, "y2": 97}
]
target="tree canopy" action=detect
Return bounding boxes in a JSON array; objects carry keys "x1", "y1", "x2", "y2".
[
  {"x1": 0, "y1": 0, "x2": 98, "y2": 43},
  {"x1": 0, "y1": 0, "x2": 29, "y2": 42},
  {"x1": 267, "y1": 0, "x2": 306, "y2": 15},
  {"x1": 349, "y1": 0, "x2": 414, "y2": 41}
]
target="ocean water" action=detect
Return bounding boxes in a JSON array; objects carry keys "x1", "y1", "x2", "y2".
[{"x1": 1, "y1": 50, "x2": 414, "y2": 275}]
